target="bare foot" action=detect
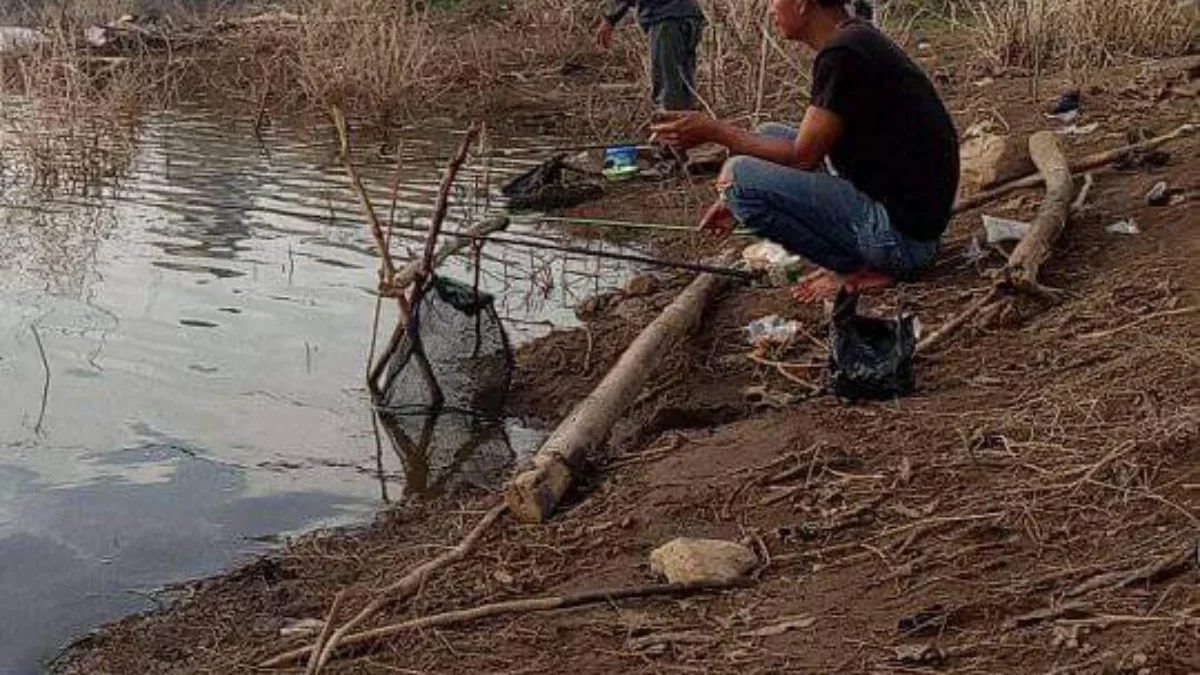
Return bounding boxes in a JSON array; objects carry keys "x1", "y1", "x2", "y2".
[
  {"x1": 698, "y1": 199, "x2": 735, "y2": 238},
  {"x1": 792, "y1": 268, "x2": 893, "y2": 303},
  {"x1": 792, "y1": 267, "x2": 838, "y2": 303},
  {"x1": 842, "y1": 269, "x2": 894, "y2": 293}
]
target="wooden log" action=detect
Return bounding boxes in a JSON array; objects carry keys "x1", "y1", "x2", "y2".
[
  {"x1": 998, "y1": 131, "x2": 1073, "y2": 294},
  {"x1": 505, "y1": 266, "x2": 731, "y2": 522},
  {"x1": 952, "y1": 123, "x2": 1194, "y2": 214}
]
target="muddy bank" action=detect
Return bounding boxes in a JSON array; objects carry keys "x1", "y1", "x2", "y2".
[{"x1": 53, "y1": 27, "x2": 1200, "y2": 675}]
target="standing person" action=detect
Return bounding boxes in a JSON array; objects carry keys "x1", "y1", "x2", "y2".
[
  {"x1": 650, "y1": 0, "x2": 959, "y2": 302},
  {"x1": 596, "y1": 0, "x2": 706, "y2": 113}
]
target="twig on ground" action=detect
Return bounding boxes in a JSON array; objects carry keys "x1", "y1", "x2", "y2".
[
  {"x1": 1076, "y1": 306, "x2": 1199, "y2": 340},
  {"x1": 915, "y1": 288, "x2": 1000, "y2": 354},
  {"x1": 290, "y1": 580, "x2": 748, "y2": 666},
  {"x1": 1067, "y1": 545, "x2": 1196, "y2": 598},
  {"x1": 304, "y1": 590, "x2": 345, "y2": 675},
  {"x1": 263, "y1": 503, "x2": 507, "y2": 670}
]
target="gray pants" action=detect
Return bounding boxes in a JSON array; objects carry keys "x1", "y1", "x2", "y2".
[{"x1": 648, "y1": 17, "x2": 703, "y2": 111}]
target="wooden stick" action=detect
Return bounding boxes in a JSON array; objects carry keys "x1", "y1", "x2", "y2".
[
  {"x1": 1076, "y1": 306, "x2": 1199, "y2": 340},
  {"x1": 504, "y1": 263, "x2": 732, "y2": 522},
  {"x1": 330, "y1": 106, "x2": 395, "y2": 283},
  {"x1": 419, "y1": 126, "x2": 479, "y2": 285},
  {"x1": 366, "y1": 216, "x2": 509, "y2": 395},
  {"x1": 273, "y1": 580, "x2": 745, "y2": 667},
  {"x1": 262, "y1": 503, "x2": 507, "y2": 670},
  {"x1": 304, "y1": 590, "x2": 344, "y2": 675},
  {"x1": 998, "y1": 131, "x2": 1073, "y2": 295},
  {"x1": 1067, "y1": 544, "x2": 1196, "y2": 598},
  {"x1": 915, "y1": 288, "x2": 1000, "y2": 354},
  {"x1": 952, "y1": 123, "x2": 1194, "y2": 214}
]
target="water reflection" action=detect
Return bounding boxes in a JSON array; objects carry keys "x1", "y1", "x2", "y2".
[
  {"x1": 0, "y1": 101, "x2": 639, "y2": 671},
  {"x1": 375, "y1": 409, "x2": 520, "y2": 500}
]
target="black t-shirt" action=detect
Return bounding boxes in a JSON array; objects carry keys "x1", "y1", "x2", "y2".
[{"x1": 810, "y1": 21, "x2": 959, "y2": 242}]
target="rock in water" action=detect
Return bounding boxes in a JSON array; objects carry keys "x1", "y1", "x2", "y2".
[
  {"x1": 650, "y1": 538, "x2": 757, "y2": 584},
  {"x1": 622, "y1": 274, "x2": 659, "y2": 297}
]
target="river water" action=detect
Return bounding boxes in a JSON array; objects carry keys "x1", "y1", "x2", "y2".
[{"x1": 0, "y1": 105, "x2": 638, "y2": 672}]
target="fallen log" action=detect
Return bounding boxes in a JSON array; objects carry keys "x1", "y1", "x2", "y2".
[
  {"x1": 997, "y1": 130, "x2": 1073, "y2": 295},
  {"x1": 505, "y1": 263, "x2": 732, "y2": 522},
  {"x1": 918, "y1": 130, "x2": 1074, "y2": 354},
  {"x1": 952, "y1": 123, "x2": 1194, "y2": 214}
]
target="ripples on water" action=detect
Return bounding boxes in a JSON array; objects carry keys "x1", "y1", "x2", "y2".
[{"x1": 0, "y1": 103, "x2": 639, "y2": 672}]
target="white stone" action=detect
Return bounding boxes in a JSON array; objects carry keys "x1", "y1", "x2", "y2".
[{"x1": 650, "y1": 537, "x2": 757, "y2": 584}]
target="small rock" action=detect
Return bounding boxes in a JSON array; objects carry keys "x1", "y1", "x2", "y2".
[
  {"x1": 576, "y1": 295, "x2": 603, "y2": 319},
  {"x1": 650, "y1": 537, "x2": 758, "y2": 584},
  {"x1": 623, "y1": 273, "x2": 658, "y2": 297},
  {"x1": 959, "y1": 133, "x2": 1033, "y2": 192},
  {"x1": 493, "y1": 569, "x2": 515, "y2": 585},
  {"x1": 612, "y1": 296, "x2": 652, "y2": 323},
  {"x1": 1130, "y1": 653, "x2": 1148, "y2": 668}
]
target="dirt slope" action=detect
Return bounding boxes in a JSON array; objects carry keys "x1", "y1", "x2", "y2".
[{"x1": 54, "y1": 42, "x2": 1200, "y2": 675}]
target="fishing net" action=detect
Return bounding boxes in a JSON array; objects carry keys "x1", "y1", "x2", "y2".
[
  {"x1": 501, "y1": 154, "x2": 604, "y2": 211},
  {"x1": 377, "y1": 274, "x2": 518, "y2": 495},
  {"x1": 381, "y1": 274, "x2": 513, "y2": 413}
]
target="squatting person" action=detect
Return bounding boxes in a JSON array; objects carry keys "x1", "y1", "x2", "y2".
[{"x1": 650, "y1": 0, "x2": 959, "y2": 301}]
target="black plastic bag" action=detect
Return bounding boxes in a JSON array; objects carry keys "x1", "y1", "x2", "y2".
[{"x1": 828, "y1": 288, "x2": 918, "y2": 401}]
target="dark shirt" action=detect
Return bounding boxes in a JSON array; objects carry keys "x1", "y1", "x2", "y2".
[
  {"x1": 810, "y1": 20, "x2": 959, "y2": 242},
  {"x1": 603, "y1": 0, "x2": 704, "y2": 30}
]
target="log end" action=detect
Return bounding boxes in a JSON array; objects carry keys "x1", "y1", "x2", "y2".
[{"x1": 504, "y1": 458, "x2": 573, "y2": 523}]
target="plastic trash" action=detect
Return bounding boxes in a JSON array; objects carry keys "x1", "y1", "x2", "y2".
[
  {"x1": 1105, "y1": 218, "x2": 1140, "y2": 235},
  {"x1": 1055, "y1": 122, "x2": 1099, "y2": 136},
  {"x1": 0, "y1": 27, "x2": 43, "y2": 51},
  {"x1": 602, "y1": 145, "x2": 640, "y2": 181},
  {"x1": 828, "y1": 288, "x2": 919, "y2": 401},
  {"x1": 1048, "y1": 90, "x2": 1080, "y2": 115},
  {"x1": 1145, "y1": 181, "x2": 1170, "y2": 206},
  {"x1": 981, "y1": 214, "x2": 1031, "y2": 244},
  {"x1": 742, "y1": 241, "x2": 803, "y2": 286},
  {"x1": 744, "y1": 314, "x2": 800, "y2": 347}
]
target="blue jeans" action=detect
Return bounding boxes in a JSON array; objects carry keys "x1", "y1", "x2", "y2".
[{"x1": 721, "y1": 123, "x2": 939, "y2": 280}]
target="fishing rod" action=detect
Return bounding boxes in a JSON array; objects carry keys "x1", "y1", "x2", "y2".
[
  {"x1": 526, "y1": 214, "x2": 752, "y2": 236},
  {"x1": 383, "y1": 142, "x2": 656, "y2": 165},
  {"x1": 382, "y1": 222, "x2": 755, "y2": 280}
]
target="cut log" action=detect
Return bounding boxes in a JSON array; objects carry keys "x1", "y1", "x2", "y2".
[
  {"x1": 505, "y1": 266, "x2": 731, "y2": 522},
  {"x1": 998, "y1": 131, "x2": 1073, "y2": 294}
]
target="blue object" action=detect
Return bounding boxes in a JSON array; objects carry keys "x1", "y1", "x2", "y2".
[{"x1": 603, "y1": 145, "x2": 640, "y2": 181}]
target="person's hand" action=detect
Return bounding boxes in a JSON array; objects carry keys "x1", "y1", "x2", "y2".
[
  {"x1": 595, "y1": 21, "x2": 614, "y2": 50},
  {"x1": 650, "y1": 111, "x2": 718, "y2": 151},
  {"x1": 698, "y1": 199, "x2": 735, "y2": 239}
]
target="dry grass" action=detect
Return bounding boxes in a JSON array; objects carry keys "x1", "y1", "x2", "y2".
[
  {"x1": 0, "y1": 23, "x2": 154, "y2": 191},
  {"x1": 970, "y1": 0, "x2": 1199, "y2": 71}
]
